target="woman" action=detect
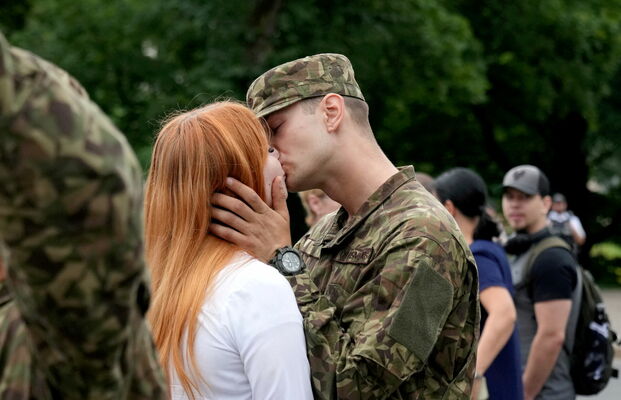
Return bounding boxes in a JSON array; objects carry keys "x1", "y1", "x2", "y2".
[
  {"x1": 435, "y1": 168, "x2": 523, "y2": 400},
  {"x1": 144, "y1": 101, "x2": 312, "y2": 400}
]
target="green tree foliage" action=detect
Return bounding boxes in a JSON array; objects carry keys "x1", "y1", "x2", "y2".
[
  {"x1": 453, "y1": 0, "x2": 621, "y2": 268},
  {"x1": 2, "y1": 0, "x2": 621, "y2": 273},
  {"x1": 4, "y1": 0, "x2": 488, "y2": 162}
]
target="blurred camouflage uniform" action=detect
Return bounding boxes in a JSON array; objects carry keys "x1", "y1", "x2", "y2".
[
  {"x1": 0, "y1": 32, "x2": 166, "y2": 399},
  {"x1": 248, "y1": 54, "x2": 480, "y2": 399}
]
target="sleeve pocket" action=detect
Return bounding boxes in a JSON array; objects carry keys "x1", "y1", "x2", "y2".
[{"x1": 388, "y1": 263, "x2": 454, "y2": 363}]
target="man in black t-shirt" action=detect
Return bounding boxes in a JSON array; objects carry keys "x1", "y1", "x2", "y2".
[{"x1": 501, "y1": 165, "x2": 579, "y2": 400}]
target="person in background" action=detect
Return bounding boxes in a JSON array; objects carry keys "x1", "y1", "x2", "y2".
[
  {"x1": 416, "y1": 171, "x2": 437, "y2": 196},
  {"x1": 502, "y1": 165, "x2": 579, "y2": 400},
  {"x1": 0, "y1": 31, "x2": 165, "y2": 399},
  {"x1": 435, "y1": 168, "x2": 523, "y2": 400},
  {"x1": 298, "y1": 189, "x2": 341, "y2": 227},
  {"x1": 144, "y1": 101, "x2": 312, "y2": 400},
  {"x1": 548, "y1": 193, "x2": 586, "y2": 255}
]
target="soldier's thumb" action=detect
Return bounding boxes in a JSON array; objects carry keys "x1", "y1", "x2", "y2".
[{"x1": 272, "y1": 176, "x2": 290, "y2": 221}]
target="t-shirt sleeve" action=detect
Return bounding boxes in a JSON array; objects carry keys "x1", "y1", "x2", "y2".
[
  {"x1": 530, "y1": 247, "x2": 577, "y2": 303},
  {"x1": 570, "y1": 216, "x2": 586, "y2": 239},
  {"x1": 228, "y1": 264, "x2": 313, "y2": 400},
  {"x1": 474, "y1": 252, "x2": 506, "y2": 292}
]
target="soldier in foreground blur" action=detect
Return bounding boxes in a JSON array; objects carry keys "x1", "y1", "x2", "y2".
[
  {"x1": 211, "y1": 53, "x2": 480, "y2": 399},
  {"x1": 0, "y1": 32, "x2": 165, "y2": 399}
]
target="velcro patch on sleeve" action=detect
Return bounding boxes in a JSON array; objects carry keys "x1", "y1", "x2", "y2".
[{"x1": 388, "y1": 263, "x2": 454, "y2": 362}]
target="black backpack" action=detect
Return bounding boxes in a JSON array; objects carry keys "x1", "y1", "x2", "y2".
[{"x1": 525, "y1": 236, "x2": 619, "y2": 395}]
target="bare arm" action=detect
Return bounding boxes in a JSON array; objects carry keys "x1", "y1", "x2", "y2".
[
  {"x1": 522, "y1": 299, "x2": 572, "y2": 400},
  {"x1": 471, "y1": 286, "x2": 516, "y2": 399},
  {"x1": 569, "y1": 217, "x2": 586, "y2": 246},
  {"x1": 210, "y1": 176, "x2": 292, "y2": 262}
]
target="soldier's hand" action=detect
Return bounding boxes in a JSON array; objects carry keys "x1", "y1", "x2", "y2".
[{"x1": 210, "y1": 176, "x2": 291, "y2": 262}]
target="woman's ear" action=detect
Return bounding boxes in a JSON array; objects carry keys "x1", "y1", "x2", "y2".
[{"x1": 321, "y1": 94, "x2": 344, "y2": 133}]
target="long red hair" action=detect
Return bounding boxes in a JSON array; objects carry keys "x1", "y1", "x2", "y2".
[{"x1": 144, "y1": 101, "x2": 268, "y2": 398}]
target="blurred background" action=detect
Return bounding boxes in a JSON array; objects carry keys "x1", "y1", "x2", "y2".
[{"x1": 2, "y1": 0, "x2": 621, "y2": 285}]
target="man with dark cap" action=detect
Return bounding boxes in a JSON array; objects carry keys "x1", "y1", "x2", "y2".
[
  {"x1": 210, "y1": 53, "x2": 479, "y2": 399},
  {"x1": 0, "y1": 32, "x2": 165, "y2": 398},
  {"x1": 501, "y1": 165, "x2": 579, "y2": 400}
]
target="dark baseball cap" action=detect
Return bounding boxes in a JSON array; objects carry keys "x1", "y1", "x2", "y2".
[
  {"x1": 552, "y1": 193, "x2": 567, "y2": 203},
  {"x1": 502, "y1": 165, "x2": 550, "y2": 196}
]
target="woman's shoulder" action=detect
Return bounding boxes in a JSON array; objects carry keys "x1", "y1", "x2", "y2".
[
  {"x1": 471, "y1": 239, "x2": 505, "y2": 259},
  {"x1": 223, "y1": 255, "x2": 288, "y2": 286},
  {"x1": 201, "y1": 254, "x2": 296, "y2": 318},
  {"x1": 215, "y1": 254, "x2": 301, "y2": 326},
  {"x1": 215, "y1": 254, "x2": 293, "y2": 300}
]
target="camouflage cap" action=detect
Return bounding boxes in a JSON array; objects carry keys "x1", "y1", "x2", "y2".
[{"x1": 246, "y1": 53, "x2": 365, "y2": 118}]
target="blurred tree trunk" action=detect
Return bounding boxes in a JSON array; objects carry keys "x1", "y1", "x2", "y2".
[{"x1": 246, "y1": 0, "x2": 283, "y2": 67}]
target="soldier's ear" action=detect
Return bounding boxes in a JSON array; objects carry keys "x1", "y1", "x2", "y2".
[{"x1": 320, "y1": 94, "x2": 344, "y2": 133}]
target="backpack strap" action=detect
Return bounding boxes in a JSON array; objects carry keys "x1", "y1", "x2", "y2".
[
  {"x1": 519, "y1": 236, "x2": 572, "y2": 290},
  {"x1": 521, "y1": 237, "x2": 580, "y2": 356}
]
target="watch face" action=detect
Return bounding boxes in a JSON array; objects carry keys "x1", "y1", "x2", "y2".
[{"x1": 281, "y1": 251, "x2": 301, "y2": 273}]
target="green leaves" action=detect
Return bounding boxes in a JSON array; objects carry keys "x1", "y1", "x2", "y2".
[{"x1": 3, "y1": 0, "x2": 621, "y2": 271}]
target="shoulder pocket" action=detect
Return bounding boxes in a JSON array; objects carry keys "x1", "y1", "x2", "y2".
[
  {"x1": 389, "y1": 263, "x2": 454, "y2": 362},
  {"x1": 296, "y1": 238, "x2": 322, "y2": 259}
]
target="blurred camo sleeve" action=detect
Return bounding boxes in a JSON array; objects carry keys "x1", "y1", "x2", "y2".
[{"x1": 0, "y1": 32, "x2": 166, "y2": 399}]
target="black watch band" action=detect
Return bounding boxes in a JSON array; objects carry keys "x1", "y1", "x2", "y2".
[{"x1": 268, "y1": 246, "x2": 304, "y2": 276}]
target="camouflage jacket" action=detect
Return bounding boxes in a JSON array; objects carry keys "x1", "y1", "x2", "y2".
[
  {"x1": 0, "y1": 32, "x2": 165, "y2": 398},
  {"x1": 289, "y1": 167, "x2": 480, "y2": 399}
]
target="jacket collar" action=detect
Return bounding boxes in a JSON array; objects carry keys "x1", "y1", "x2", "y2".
[{"x1": 321, "y1": 166, "x2": 416, "y2": 249}]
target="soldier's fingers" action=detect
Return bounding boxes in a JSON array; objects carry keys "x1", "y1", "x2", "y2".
[
  {"x1": 209, "y1": 222, "x2": 247, "y2": 247},
  {"x1": 211, "y1": 206, "x2": 250, "y2": 233},
  {"x1": 225, "y1": 177, "x2": 270, "y2": 214},
  {"x1": 212, "y1": 193, "x2": 256, "y2": 222}
]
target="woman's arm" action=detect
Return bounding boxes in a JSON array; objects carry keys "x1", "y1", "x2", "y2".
[{"x1": 475, "y1": 286, "x2": 517, "y2": 377}]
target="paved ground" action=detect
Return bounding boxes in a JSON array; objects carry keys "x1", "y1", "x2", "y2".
[{"x1": 576, "y1": 289, "x2": 621, "y2": 399}]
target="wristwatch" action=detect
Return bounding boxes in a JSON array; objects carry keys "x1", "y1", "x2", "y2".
[{"x1": 268, "y1": 246, "x2": 304, "y2": 276}]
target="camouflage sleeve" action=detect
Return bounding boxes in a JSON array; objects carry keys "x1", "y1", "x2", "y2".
[
  {"x1": 289, "y1": 236, "x2": 477, "y2": 400},
  {"x1": 0, "y1": 32, "x2": 166, "y2": 399},
  {"x1": 0, "y1": 287, "x2": 49, "y2": 399}
]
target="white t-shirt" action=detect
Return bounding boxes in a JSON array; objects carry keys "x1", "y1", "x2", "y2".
[
  {"x1": 548, "y1": 210, "x2": 586, "y2": 239},
  {"x1": 170, "y1": 252, "x2": 313, "y2": 400}
]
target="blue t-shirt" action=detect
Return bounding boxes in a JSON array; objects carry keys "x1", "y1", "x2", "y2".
[{"x1": 471, "y1": 240, "x2": 524, "y2": 400}]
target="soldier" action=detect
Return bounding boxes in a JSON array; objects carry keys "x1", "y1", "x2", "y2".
[
  {"x1": 211, "y1": 54, "x2": 480, "y2": 399},
  {"x1": 0, "y1": 32, "x2": 166, "y2": 398}
]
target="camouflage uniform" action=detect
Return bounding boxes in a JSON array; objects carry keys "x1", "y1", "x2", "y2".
[
  {"x1": 0, "y1": 32, "x2": 166, "y2": 398},
  {"x1": 248, "y1": 54, "x2": 480, "y2": 399},
  {"x1": 290, "y1": 168, "x2": 479, "y2": 399}
]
